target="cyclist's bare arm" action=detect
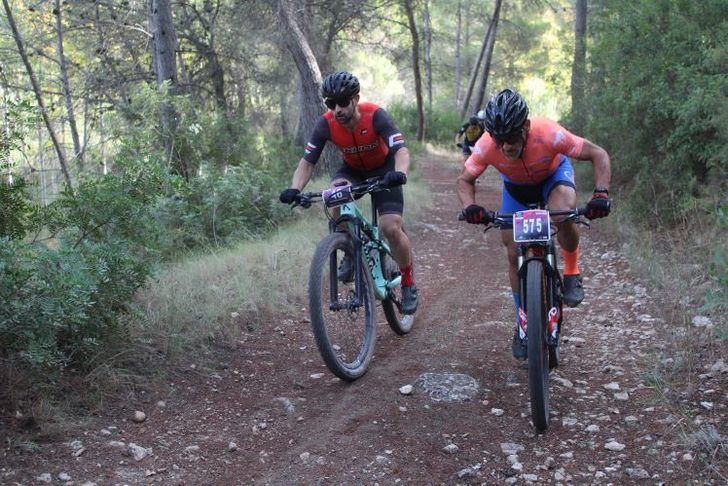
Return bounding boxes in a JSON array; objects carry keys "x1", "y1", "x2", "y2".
[
  {"x1": 577, "y1": 139, "x2": 611, "y2": 189},
  {"x1": 394, "y1": 147, "x2": 411, "y2": 176},
  {"x1": 291, "y1": 158, "x2": 316, "y2": 191},
  {"x1": 456, "y1": 168, "x2": 479, "y2": 208}
]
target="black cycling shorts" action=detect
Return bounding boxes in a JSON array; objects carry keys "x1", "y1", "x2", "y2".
[{"x1": 332, "y1": 154, "x2": 404, "y2": 216}]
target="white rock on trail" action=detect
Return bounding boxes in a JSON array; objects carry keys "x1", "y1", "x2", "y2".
[
  {"x1": 128, "y1": 443, "x2": 153, "y2": 461},
  {"x1": 443, "y1": 443, "x2": 459, "y2": 454},
  {"x1": 605, "y1": 440, "x2": 626, "y2": 451},
  {"x1": 491, "y1": 408, "x2": 504, "y2": 416},
  {"x1": 500, "y1": 443, "x2": 525, "y2": 456},
  {"x1": 399, "y1": 384, "x2": 414, "y2": 395},
  {"x1": 132, "y1": 411, "x2": 147, "y2": 423},
  {"x1": 692, "y1": 315, "x2": 713, "y2": 327},
  {"x1": 603, "y1": 382, "x2": 620, "y2": 391}
]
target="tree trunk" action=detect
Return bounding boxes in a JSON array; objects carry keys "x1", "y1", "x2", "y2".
[
  {"x1": 454, "y1": 0, "x2": 462, "y2": 109},
  {"x1": 54, "y1": 0, "x2": 83, "y2": 172},
  {"x1": 2, "y1": 0, "x2": 73, "y2": 188},
  {"x1": 275, "y1": 0, "x2": 339, "y2": 176},
  {"x1": 403, "y1": 0, "x2": 424, "y2": 141},
  {"x1": 150, "y1": 0, "x2": 185, "y2": 178},
  {"x1": 460, "y1": 16, "x2": 488, "y2": 119},
  {"x1": 423, "y1": 0, "x2": 432, "y2": 112},
  {"x1": 472, "y1": 0, "x2": 503, "y2": 114},
  {"x1": 571, "y1": 0, "x2": 587, "y2": 133}
]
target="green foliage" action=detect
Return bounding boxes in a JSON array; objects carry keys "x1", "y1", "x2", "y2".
[
  {"x1": 387, "y1": 102, "x2": 462, "y2": 145},
  {"x1": 0, "y1": 160, "x2": 163, "y2": 376},
  {"x1": 0, "y1": 178, "x2": 33, "y2": 240},
  {"x1": 587, "y1": 0, "x2": 727, "y2": 225}
]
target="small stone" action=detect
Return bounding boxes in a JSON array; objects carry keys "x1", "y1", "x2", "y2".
[
  {"x1": 310, "y1": 373, "x2": 324, "y2": 379},
  {"x1": 491, "y1": 408, "x2": 504, "y2": 416},
  {"x1": 682, "y1": 453, "x2": 693, "y2": 461},
  {"x1": 132, "y1": 411, "x2": 147, "y2": 423},
  {"x1": 544, "y1": 456, "x2": 556, "y2": 469},
  {"x1": 605, "y1": 440, "x2": 626, "y2": 451},
  {"x1": 300, "y1": 451, "x2": 310, "y2": 462},
  {"x1": 100, "y1": 428, "x2": 112, "y2": 436},
  {"x1": 700, "y1": 401, "x2": 714, "y2": 410},
  {"x1": 624, "y1": 415, "x2": 639, "y2": 424},
  {"x1": 586, "y1": 424, "x2": 600, "y2": 433},
  {"x1": 399, "y1": 384, "x2": 414, "y2": 395},
  {"x1": 614, "y1": 392, "x2": 629, "y2": 401},
  {"x1": 129, "y1": 443, "x2": 153, "y2": 461},
  {"x1": 156, "y1": 401, "x2": 167, "y2": 408},
  {"x1": 522, "y1": 474, "x2": 538, "y2": 481},
  {"x1": 443, "y1": 443, "x2": 459, "y2": 454},
  {"x1": 58, "y1": 472, "x2": 72, "y2": 481},
  {"x1": 603, "y1": 382, "x2": 620, "y2": 391},
  {"x1": 457, "y1": 464, "x2": 481, "y2": 478},
  {"x1": 185, "y1": 445, "x2": 200, "y2": 453},
  {"x1": 692, "y1": 315, "x2": 713, "y2": 328},
  {"x1": 36, "y1": 473, "x2": 52, "y2": 483},
  {"x1": 500, "y1": 443, "x2": 525, "y2": 455},
  {"x1": 562, "y1": 417, "x2": 578, "y2": 427},
  {"x1": 228, "y1": 442, "x2": 237, "y2": 452},
  {"x1": 626, "y1": 467, "x2": 650, "y2": 479}
]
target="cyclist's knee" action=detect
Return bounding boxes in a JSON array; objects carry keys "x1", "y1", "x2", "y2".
[{"x1": 548, "y1": 184, "x2": 576, "y2": 210}]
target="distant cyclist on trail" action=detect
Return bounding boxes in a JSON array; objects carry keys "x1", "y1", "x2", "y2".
[
  {"x1": 456, "y1": 88, "x2": 612, "y2": 359},
  {"x1": 279, "y1": 71, "x2": 419, "y2": 315},
  {"x1": 454, "y1": 112, "x2": 486, "y2": 162}
]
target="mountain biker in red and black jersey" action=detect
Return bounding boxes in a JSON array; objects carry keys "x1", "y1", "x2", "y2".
[
  {"x1": 456, "y1": 89, "x2": 612, "y2": 359},
  {"x1": 279, "y1": 71, "x2": 419, "y2": 315}
]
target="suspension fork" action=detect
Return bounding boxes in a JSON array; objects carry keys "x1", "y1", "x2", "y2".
[{"x1": 327, "y1": 217, "x2": 365, "y2": 310}]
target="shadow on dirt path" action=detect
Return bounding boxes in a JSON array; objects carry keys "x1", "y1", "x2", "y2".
[{"x1": 3, "y1": 149, "x2": 724, "y2": 484}]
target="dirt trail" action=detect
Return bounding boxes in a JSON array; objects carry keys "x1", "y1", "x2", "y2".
[{"x1": 3, "y1": 151, "x2": 725, "y2": 485}]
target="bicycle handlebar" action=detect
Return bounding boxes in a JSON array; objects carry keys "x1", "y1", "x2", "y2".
[
  {"x1": 290, "y1": 176, "x2": 388, "y2": 209},
  {"x1": 458, "y1": 207, "x2": 587, "y2": 229}
]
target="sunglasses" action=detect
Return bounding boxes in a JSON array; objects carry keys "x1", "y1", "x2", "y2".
[
  {"x1": 324, "y1": 97, "x2": 352, "y2": 110},
  {"x1": 493, "y1": 129, "x2": 524, "y2": 146}
]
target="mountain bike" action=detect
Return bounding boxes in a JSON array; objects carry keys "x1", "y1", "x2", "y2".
[
  {"x1": 461, "y1": 205, "x2": 587, "y2": 433},
  {"x1": 290, "y1": 177, "x2": 414, "y2": 381}
]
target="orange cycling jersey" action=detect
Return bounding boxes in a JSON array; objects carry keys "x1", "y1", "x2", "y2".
[{"x1": 464, "y1": 118, "x2": 585, "y2": 184}]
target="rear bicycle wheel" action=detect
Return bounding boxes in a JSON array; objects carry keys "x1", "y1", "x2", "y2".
[
  {"x1": 308, "y1": 232, "x2": 376, "y2": 381},
  {"x1": 381, "y1": 254, "x2": 414, "y2": 335},
  {"x1": 526, "y1": 260, "x2": 550, "y2": 433}
]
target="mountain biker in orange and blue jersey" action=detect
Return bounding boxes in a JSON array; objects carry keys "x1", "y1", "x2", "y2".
[
  {"x1": 456, "y1": 88, "x2": 612, "y2": 359},
  {"x1": 279, "y1": 71, "x2": 418, "y2": 315}
]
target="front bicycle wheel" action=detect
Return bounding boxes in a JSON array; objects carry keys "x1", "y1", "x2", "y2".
[
  {"x1": 526, "y1": 259, "x2": 550, "y2": 433},
  {"x1": 308, "y1": 232, "x2": 376, "y2": 381},
  {"x1": 381, "y1": 254, "x2": 414, "y2": 335}
]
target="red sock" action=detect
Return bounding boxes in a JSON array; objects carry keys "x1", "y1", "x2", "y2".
[
  {"x1": 400, "y1": 264, "x2": 415, "y2": 287},
  {"x1": 561, "y1": 247, "x2": 580, "y2": 276}
]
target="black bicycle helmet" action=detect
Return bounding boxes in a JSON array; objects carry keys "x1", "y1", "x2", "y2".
[
  {"x1": 483, "y1": 89, "x2": 529, "y2": 137},
  {"x1": 321, "y1": 71, "x2": 360, "y2": 99}
]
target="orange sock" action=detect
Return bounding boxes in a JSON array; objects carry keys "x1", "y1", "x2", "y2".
[{"x1": 561, "y1": 247, "x2": 580, "y2": 276}]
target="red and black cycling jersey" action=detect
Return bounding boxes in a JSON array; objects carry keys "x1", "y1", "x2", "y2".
[{"x1": 302, "y1": 102, "x2": 406, "y2": 172}]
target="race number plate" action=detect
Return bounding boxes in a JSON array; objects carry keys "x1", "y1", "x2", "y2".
[
  {"x1": 322, "y1": 185, "x2": 354, "y2": 208},
  {"x1": 513, "y1": 209, "x2": 551, "y2": 243}
]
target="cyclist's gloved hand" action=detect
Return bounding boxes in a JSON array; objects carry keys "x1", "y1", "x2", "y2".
[
  {"x1": 586, "y1": 188, "x2": 611, "y2": 219},
  {"x1": 464, "y1": 204, "x2": 491, "y2": 224},
  {"x1": 279, "y1": 188, "x2": 300, "y2": 204},
  {"x1": 382, "y1": 171, "x2": 407, "y2": 188}
]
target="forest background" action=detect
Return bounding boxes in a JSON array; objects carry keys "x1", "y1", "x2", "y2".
[{"x1": 0, "y1": 0, "x2": 726, "y2": 430}]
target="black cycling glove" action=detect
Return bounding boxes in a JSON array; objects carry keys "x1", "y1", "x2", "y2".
[
  {"x1": 382, "y1": 171, "x2": 407, "y2": 188},
  {"x1": 464, "y1": 204, "x2": 491, "y2": 224},
  {"x1": 586, "y1": 188, "x2": 611, "y2": 219},
  {"x1": 279, "y1": 188, "x2": 301, "y2": 204}
]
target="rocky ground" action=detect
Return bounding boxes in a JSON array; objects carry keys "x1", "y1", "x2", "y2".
[{"x1": 2, "y1": 151, "x2": 726, "y2": 485}]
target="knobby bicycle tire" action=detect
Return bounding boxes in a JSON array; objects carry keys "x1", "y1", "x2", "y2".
[
  {"x1": 526, "y1": 259, "x2": 550, "y2": 433},
  {"x1": 381, "y1": 254, "x2": 414, "y2": 335},
  {"x1": 308, "y1": 232, "x2": 376, "y2": 381}
]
